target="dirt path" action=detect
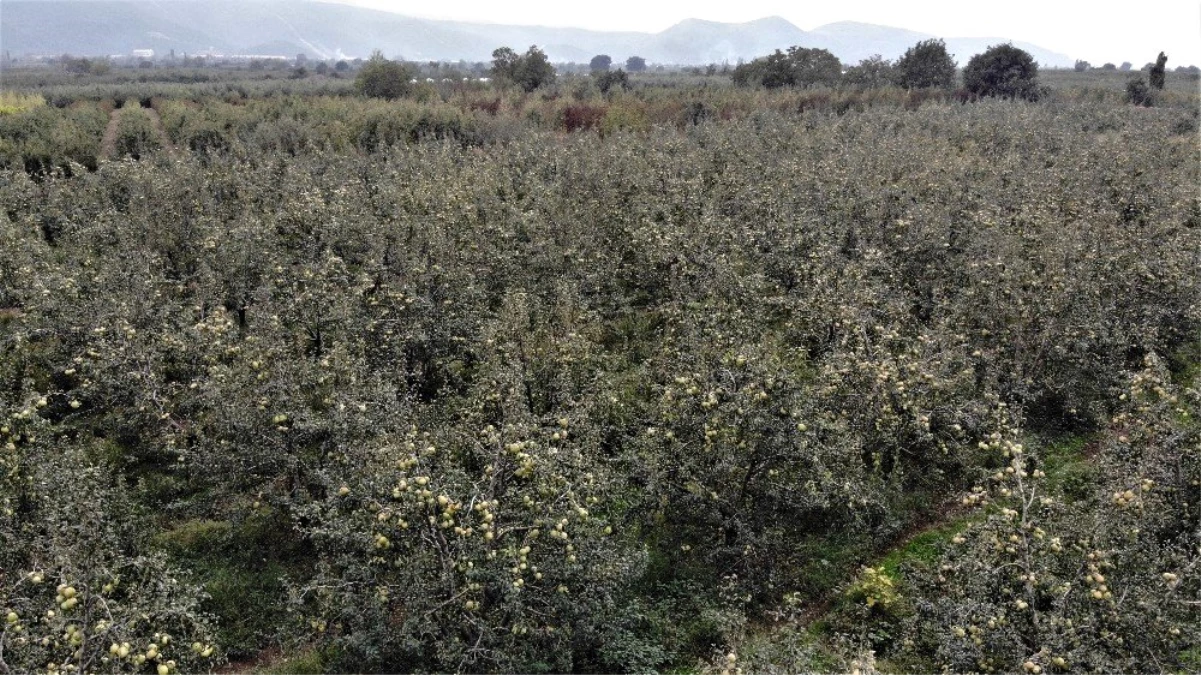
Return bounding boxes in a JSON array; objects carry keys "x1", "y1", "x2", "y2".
[
  {"x1": 142, "y1": 106, "x2": 175, "y2": 155},
  {"x1": 100, "y1": 105, "x2": 176, "y2": 160},
  {"x1": 100, "y1": 108, "x2": 121, "y2": 159},
  {"x1": 216, "y1": 645, "x2": 284, "y2": 674}
]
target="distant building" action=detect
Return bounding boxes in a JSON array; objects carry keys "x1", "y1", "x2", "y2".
[
  {"x1": 226, "y1": 54, "x2": 289, "y2": 61},
  {"x1": 132, "y1": 49, "x2": 155, "y2": 59}
]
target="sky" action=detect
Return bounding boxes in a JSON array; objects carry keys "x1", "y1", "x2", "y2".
[{"x1": 335, "y1": 0, "x2": 1201, "y2": 66}]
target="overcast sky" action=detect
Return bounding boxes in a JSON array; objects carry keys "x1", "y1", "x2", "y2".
[{"x1": 334, "y1": 0, "x2": 1201, "y2": 66}]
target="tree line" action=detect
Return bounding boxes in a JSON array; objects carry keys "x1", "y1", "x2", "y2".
[{"x1": 732, "y1": 40, "x2": 1043, "y2": 100}]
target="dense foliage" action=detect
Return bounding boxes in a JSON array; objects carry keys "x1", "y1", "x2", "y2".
[
  {"x1": 1126, "y1": 77, "x2": 1155, "y2": 107},
  {"x1": 491, "y1": 46, "x2": 556, "y2": 93},
  {"x1": 1150, "y1": 52, "x2": 1169, "y2": 90},
  {"x1": 355, "y1": 51, "x2": 416, "y2": 101},
  {"x1": 895, "y1": 39, "x2": 957, "y2": 89},
  {"x1": 589, "y1": 55, "x2": 613, "y2": 73},
  {"x1": 964, "y1": 45, "x2": 1043, "y2": 101},
  {"x1": 844, "y1": 55, "x2": 897, "y2": 89},
  {"x1": 0, "y1": 63, "x2": 1198, "y2": 674},
  {"x1": 731, "y1": 47, "x2": 842, "y2": 89}
]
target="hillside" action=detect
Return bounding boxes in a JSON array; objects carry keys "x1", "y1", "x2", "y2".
[{"x1": 1, "y1": 0, "x2": 1075, "y2": 66}]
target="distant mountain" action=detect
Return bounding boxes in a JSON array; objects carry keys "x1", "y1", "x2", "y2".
[
  {"x1": 0, "y1": 0, "x2": 1075, "y2": 67},
  {"x1": 646, "y1": 17, "x2": 807, "y2": 64}
]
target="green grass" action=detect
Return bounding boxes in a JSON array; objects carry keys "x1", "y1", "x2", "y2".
[
  {"x1": 877, "y1": 518, "x2": 974, "y2": 582},
  {"x1": 1179, "y1": 647, "x2": 1201, "y2": 673},
  {"x1": 794, "y1": 434, "x2": 1097, "y2": 661},
  {"x1": 1040, "y1": 434, "x2": 1098, "y2": 504},
  {"x1": 256, "y1": 648, "x2": 331, "y2": 674},
  {"x1": 152, "y1": 519, "x2": 233, "y2": 552},
  {"x1": 1168, "y1": 338, "x2": 1201, "y2": 389},
  {"x1": 786, "y1": 533, "x2": 865, "y2": 600},
  {"x1": 152, "y1": 509, "x2": 313, "y2": 659},
  {"x1": 202, "y1": 560, "x2": 290, "y2": 657}
]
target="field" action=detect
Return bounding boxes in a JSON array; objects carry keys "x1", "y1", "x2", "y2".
[{"x1": 0, "y1": 63, "x2": 1199, "y2": 674}]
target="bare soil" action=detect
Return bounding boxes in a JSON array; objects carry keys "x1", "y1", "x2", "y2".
[
  {"x1": 215, "y1": 645, "x2": 284, "y2": 674},
  {"x1": 100, "y1": 106, "x2": 176, "y2": 160},
  {"x1": 99, "y1": 109, "x2": 121, "y2": 159}
]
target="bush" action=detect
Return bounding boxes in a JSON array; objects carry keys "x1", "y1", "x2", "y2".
[
  {"x1": 896, "y1": 39, "x2": 957, "y2": 89},
  {"x1": 843, "y1": 55, "x2": 896, "y2": 89},
  {"x1": 275, "y1": 284, "x2": 656, "y2": 672},
  {"x1": 354, "y1": 51, "x2": 414, "y2": 100},
  {"x1": 963, "y1": 44, "x2": 1041, "y2": 101},
  {"x1": 1125, "y1": 77, "x2": 1155, "y2": 107},
  {"x1": 594, "y1": 69, "x2": 630, "y2": 94},
  {"x1": 0, "y1": 102, "x2": 106, "y2": 173},
  {"x1": 0, "y1": 440, "x2": 221, "y2": 673},
  {"x1": 1149, "y1": 52, "x2": 1168, "y2": 89},
  {"x1": 599, "y1": 99, "x2": 649, "y2": 135},
  {"x1": 563, "y1": 103, "x2": 607, "y2": 132},
  {"x1": 732, "y1": 47, "x2": 841, "y2": 89},
  {"x1": 491, "y1": 46, "x2": 556, "y2": 93},
  {"x1": 893, "y1": 358, "x2": 1200, "y2": 673},
  {"x1": 113, "y1": 106, "x2": 163, "y2": 159}
]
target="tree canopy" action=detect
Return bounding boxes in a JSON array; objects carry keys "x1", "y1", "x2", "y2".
[
  {"x1": 843, "y1": 55, "x2": 896, "y2": 88},
  {"x1": 354, "y1": 50, "x2": 414, "y2": 100},
  {"x1": 1149, "y1": 52, "x2": 1168, "y2": 89},
  {"x1": 895, "y1": 39, "x2": 956, "y2": 89},
  {"x1": 731, "y1": 46, "x2": 841, "y2": 89},
  {"x1": 491, "y1": 45, "x2": 556, "y2": 92},
  {"x1": 963, "y1": 44, "x2": 1041, "y2": 101}
]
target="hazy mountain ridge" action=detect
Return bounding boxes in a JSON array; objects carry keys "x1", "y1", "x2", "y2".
[
  {"x1": 806, "y1": 21, "x2": 1066, "y2": 69},
  {"x1": 0, "y1": 0, "x2": 1075, "y2": 67}
]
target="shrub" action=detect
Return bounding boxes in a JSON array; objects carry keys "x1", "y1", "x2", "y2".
[
  {"x1": 491, "y1": 46, "x2": 556, "y2": 93},
  {"x1": 732, "y1": 47, "x2": 841, "y2": 89},
  {"x1": 351, "y1": 102, "x2": 472, "y2": 149},
  {"x1": 894, "y1": 358, "x2": 1200, "y2": 673},
  {"x1": 963, "y1": 44, "x2": 1041, "y2": 101},
  {"x1": 0, "y1": 439, "x2": 221, "y2": 673},
  {"x1": 843, "y1": 55, "x2": 896, "y2": 88},
  {"x1": 354, "y1": 51, "x2": 414, "y2": 100},
  {"x1": 0, "y1": 102, "x2": 106, "y2": 173},
  {"x1": 563, "y1": 103, "x2": 607, "y2": 132},
  {"x1": 896, "y1": 39, "x2": 957, "y2": 89},
  {"x1": 600, "y1": 99, "x2": 649, "y2": 135},
  {"x1": 1125, "y1": 77, "x2": 1154, "y2": 106},
  {"x1": 288, "y1": 289, "x2": 651, "y2": 672},
  {"x1": 594, "y1": 69, "x2": 630, "y2": 95},
  {"x1": 1149, "y1": 52, "x2": 1168, "y2": 89},
  {"x1": 0, "y1": 91, "x2": 45, "y2": 115},
  {"x1": 113, "y1": 107, "x2": 163, "y2": 159}
]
